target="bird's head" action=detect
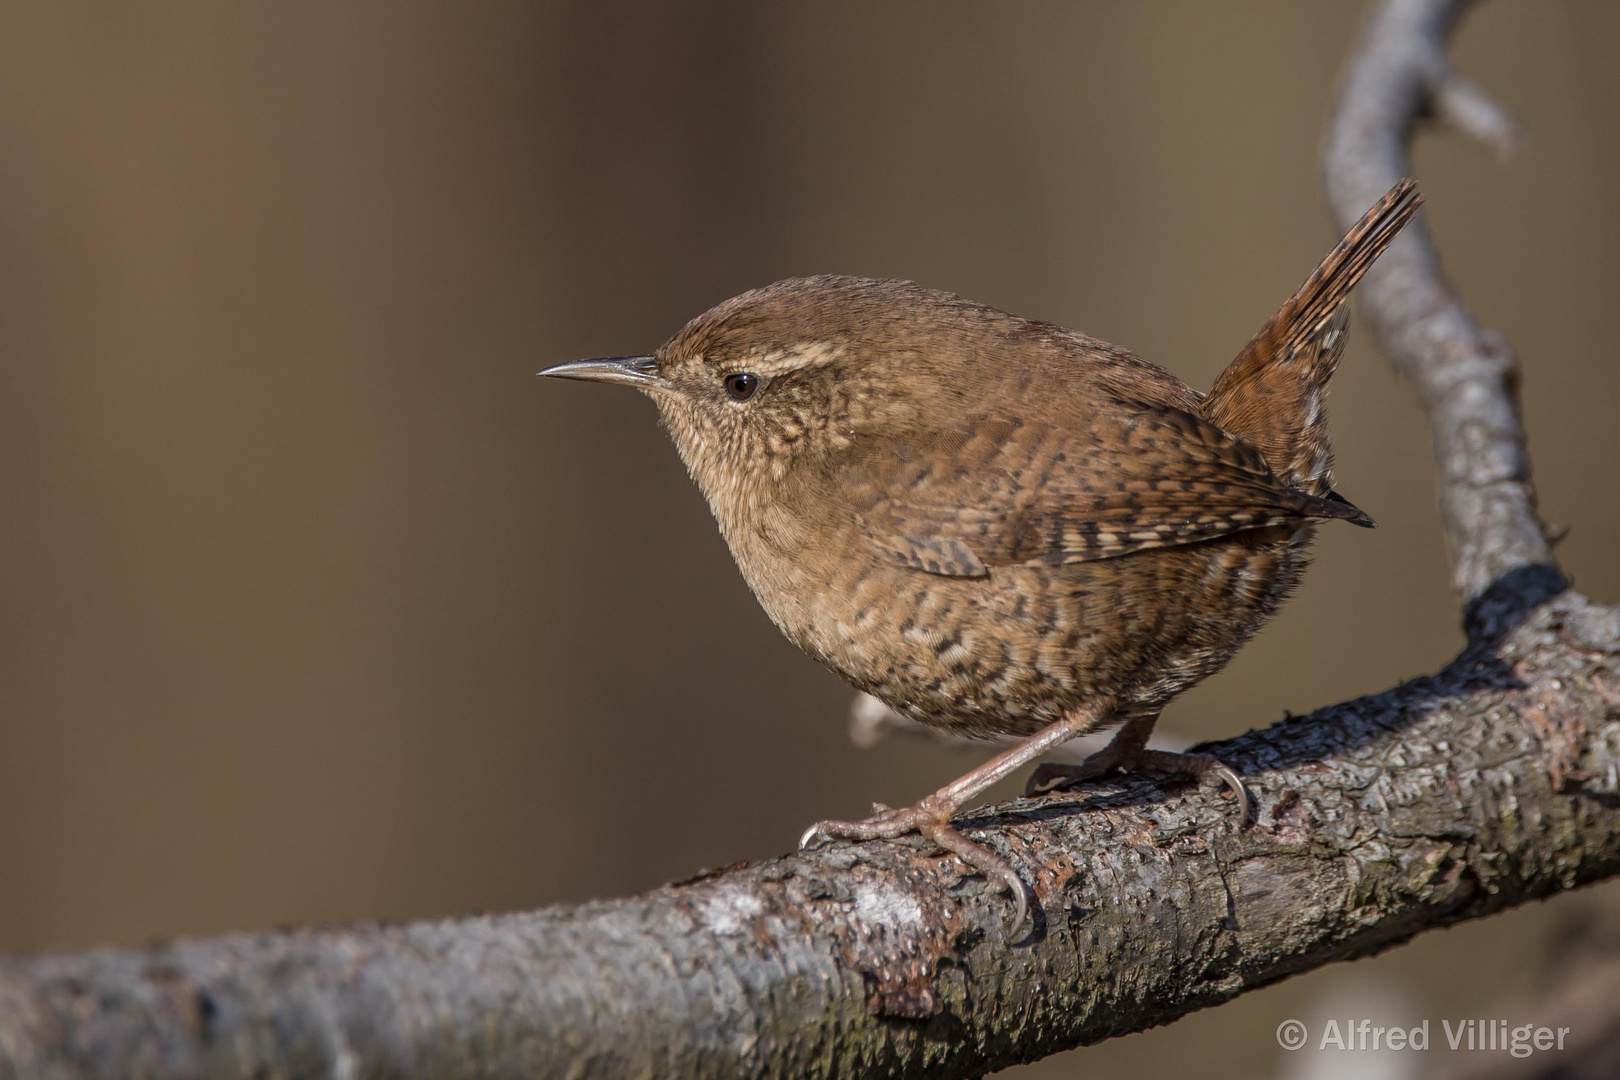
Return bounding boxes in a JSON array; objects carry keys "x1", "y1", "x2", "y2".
[{"x1": 540, "y1": 275, "x2": 961, "y2": 512}]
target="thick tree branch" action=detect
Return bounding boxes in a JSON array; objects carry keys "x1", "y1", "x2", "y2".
[
  {"x1": 1, "y1": 595, "x2": 1617, "y2": 1079},
  {"x1": 0, "y1": 1, "x2": 1614, "y2": 1078}
]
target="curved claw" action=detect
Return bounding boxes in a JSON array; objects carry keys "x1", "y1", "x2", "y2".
[
  {"x1": 1009, "y1": 880, "x2": 1030, "y2": 937},
  {"x1": 920, "y1": 820, "x2": 1032, "y2": 939},
  {"x1": 799, "y1": 823, "x2": 827, "y2": 850},
  {"x1": 1213, "y1": 763, "x2": 1251, "y2": 826},
  {"x1": 989, "y1": 866, "x2": 1030, "y2": 938}
]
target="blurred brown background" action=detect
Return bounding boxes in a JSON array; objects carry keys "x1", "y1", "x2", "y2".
[{"x1": 0, "y1": 2, "x2": 1615, "y2": 1077}]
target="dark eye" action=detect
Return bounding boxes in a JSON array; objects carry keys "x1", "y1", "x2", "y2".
[{"x1": 723, "y1": 372, "x2": 761, "y2": 401}]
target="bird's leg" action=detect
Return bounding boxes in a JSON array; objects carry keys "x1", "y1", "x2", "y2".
[
  {"x1": 800, "y1": 698, "x2": 1115, "y2": 936},
  {"x1": 1025, "y1": 714, "x2": 1250, "y2": 823}
]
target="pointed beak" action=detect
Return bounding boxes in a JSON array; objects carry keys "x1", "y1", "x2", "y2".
[{"x1": 537, "y1": 354, "x2": 663, "y2": 389}]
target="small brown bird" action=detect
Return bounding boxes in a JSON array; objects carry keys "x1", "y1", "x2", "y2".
[{"x1": 542, "y1": 179, "x2": 1421, "y2": 933}]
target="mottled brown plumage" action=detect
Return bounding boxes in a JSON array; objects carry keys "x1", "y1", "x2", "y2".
[{"x1": 541, "y1": 179, "x2": 1422, "y2": 933}]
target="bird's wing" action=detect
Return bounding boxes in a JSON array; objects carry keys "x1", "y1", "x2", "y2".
[{"x1": 841, "y1": 407, "x2": 1371, "y2": 579}]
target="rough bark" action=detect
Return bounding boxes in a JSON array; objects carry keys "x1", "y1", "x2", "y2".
[{"x1": 1, "y1": 0, "x2": 1615, "y2": 1077}]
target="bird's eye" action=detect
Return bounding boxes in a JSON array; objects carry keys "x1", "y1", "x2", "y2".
[{"x1": 723, "y1": 372, "x2": 761, "y2": 401}]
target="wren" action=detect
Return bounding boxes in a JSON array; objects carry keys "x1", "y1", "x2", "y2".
[{"x1": 542, "y1": 179, "x2": 1421, "y2": 933}]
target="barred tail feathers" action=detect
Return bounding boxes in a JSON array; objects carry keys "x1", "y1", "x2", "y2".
[{"x1": 1202, "y1": 178, "x2": 1422, "y2": 496}]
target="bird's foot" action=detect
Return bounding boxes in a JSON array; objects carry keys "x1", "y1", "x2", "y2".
[
  {"x1": 1026, "y1": 743, "x2": 1250, "y2": 825},
  {"x1": 800, "y1": 794, "x2": 1031, "y2": 936}
]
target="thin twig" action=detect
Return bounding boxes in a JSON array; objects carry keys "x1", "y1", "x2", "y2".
[{"x1": 1322, "y1": 0, "x2": 1563, "y2": 631}]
